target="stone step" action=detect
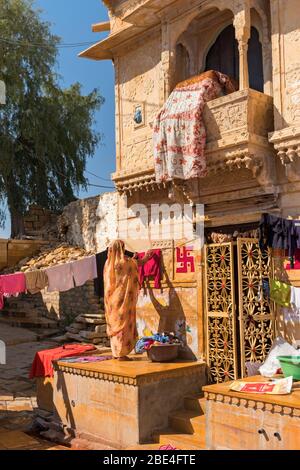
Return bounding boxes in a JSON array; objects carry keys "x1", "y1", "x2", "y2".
[
  {"x1": 168, "y1": 410, "x2": 206, "y2": 436},
  {"x1": 80, "y1": 330, "x2": 105, "y2": 340},
  {"x1": 0, "y1": 317, "x2": 60, "y2": 330},
  {"x1": 153, "y1": 428, "x2": 205, "y2": 450},
  {"x1": 65, "y1": 332, "x2": 82, "y2": 342},
  {"x1": 184, "y1": 394, "x2": 206, "y2": 414},
  {"x1": 76, "y1": 316, "x2": 105, "y2": 325},
  {"x1": 126, "y1": 443, "x2": 163, "y2": 450}
]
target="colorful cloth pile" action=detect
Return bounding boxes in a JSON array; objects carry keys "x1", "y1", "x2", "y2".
[{"x1": 135, "y1": 333, "x2": 181, "y2": 354}]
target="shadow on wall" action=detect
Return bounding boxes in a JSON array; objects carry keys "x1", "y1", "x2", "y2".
[{"x1": 146, "y1": 270, "x2": 197, "y2": 361}]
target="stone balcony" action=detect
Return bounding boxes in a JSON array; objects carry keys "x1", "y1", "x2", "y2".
[
  {"x1": 113, "y1": 88, "x2": 275, "y2": 195},
  {"x1": 203, "y1": 88, "x2": 275, "y2": 182}
]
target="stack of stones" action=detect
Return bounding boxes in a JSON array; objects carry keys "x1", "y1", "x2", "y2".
[{"x1": 64, "y1": 298, "x2": 109, "y2": 347}]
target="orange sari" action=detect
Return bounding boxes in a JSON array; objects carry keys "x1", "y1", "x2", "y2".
[{"x1": 104, "y1": 240, "x2": 140, "y2": 358}]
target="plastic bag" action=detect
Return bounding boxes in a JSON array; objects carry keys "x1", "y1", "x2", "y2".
[{"x1": 259, "y1": 336, "x2": 299, "y2": 377}]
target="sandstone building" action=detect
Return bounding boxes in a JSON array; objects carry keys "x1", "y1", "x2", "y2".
[{"x1": 78, "y1": 0, "x2": 300, "y2": 381}]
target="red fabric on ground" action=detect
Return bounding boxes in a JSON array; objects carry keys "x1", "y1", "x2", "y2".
[
  {"x1": 137, "y1": 249, "x2": 161, "y2": 289},
  {"x1": 29, "y1": 344, "x2": 96, "y2": 378}
]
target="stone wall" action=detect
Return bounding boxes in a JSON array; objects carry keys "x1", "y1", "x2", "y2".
[
  {"x1": 24, "y1": 205, "x2": 59, "y2": 240},
  {"x1": 58, "y1": 192, "x2": 118, "y2": 252}
]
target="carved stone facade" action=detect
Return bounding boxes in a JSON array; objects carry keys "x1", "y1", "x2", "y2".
[{"x1": 80, "y1": 0, "x2": 300, "y2": 358}]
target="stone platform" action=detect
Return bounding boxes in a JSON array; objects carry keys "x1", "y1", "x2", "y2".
[{"x1": 53, "y1": 355, "x2": 206, "y2": 449}]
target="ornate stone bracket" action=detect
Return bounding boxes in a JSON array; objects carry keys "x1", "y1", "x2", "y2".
[
  {"x1": 113, "y1": 170, "x2": 163, "y2": 195},
  {"x1": 269, "y1": 127, "x2": 300, "y2": 165}
]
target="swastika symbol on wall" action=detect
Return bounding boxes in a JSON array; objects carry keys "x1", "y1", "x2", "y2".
[{"x1": 176, "y1": 247, "x2": 195, "y2": 274}]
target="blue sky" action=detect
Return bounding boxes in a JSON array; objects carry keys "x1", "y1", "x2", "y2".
[{"x1": 0, "y1": 0, "x2": 115, "y2": 237}]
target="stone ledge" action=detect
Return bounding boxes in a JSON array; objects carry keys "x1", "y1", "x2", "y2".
[{"x1": 54, "y1": 358, "x2": 205, "y2": 387}]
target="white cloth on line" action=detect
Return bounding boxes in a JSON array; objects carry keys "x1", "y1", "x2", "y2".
[
  {"x1": 290, "y1": 285, "x2": 300, "y2": 310},
  {"x1": 283, "y1": 307, "x2": 300, "y2": 323},
  {"x1": 71, "y1": 255, "x2": 98, "y2": 287}
]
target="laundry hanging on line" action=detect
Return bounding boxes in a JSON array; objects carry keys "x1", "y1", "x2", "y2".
[
  {"x1": 46, "y1": 255, "x2": 97, "y2": 293},
  {"x1": 0, "y1": 272, "x2": 26, "y2": 309},
  {"x1": 269, "y1": 279, "x2": 300, "y2": 322},
  {"x1": 137, "y1": 249, "x2": 162, "y2": 289},
  {"x1": 0, "y1": 254, "x2": 100, "y2": 310},
  {"x1": 259, "y1": 213, "x2": 300, "y2": 260}
]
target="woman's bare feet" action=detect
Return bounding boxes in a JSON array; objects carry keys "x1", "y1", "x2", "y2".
[{"x1": 117, "y1": 356, "x2": 133, "y2": 361}]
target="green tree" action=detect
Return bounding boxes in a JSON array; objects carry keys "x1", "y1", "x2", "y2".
[{"x1": 0, "y1": 0, "x2": 103, "y2": 238}]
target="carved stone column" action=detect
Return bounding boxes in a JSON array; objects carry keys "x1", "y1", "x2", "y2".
[
  {"x1": 160, "y1": 21, "x2": 176, "y2": 104},
  {"x1": 233, "y1": 3, "x2": 251, "y2": 90}
]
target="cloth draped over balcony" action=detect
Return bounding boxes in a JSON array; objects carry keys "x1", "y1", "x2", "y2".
[{"x1": 153, "y1": 71, "x2": 233, "y2": 182}]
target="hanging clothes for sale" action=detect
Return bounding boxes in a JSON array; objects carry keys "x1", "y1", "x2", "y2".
[
  {"x1": 93, "y1": 248, "x2": 134, "y2": 298},
  {"x1": 25, "y1": 270, "x2": 48, "y2": 294},
  {"x1": 137, "y1": 249, "x2": 162, "y2": 289},
  {"x1": 72, "y1": 255, "x2": 97, "y2": 287},
  {"x1": 0, "y1": 272, "x2": 26, "y2": 309}
]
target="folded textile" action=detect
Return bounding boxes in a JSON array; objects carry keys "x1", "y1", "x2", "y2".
[
  {"x1": 46, "y1": 263, "x2": 74, "y2": 293},
  {"x1": 137, "y1": 249, "x2": 161, "y2": 289},
  {"x1": 29, "y1": 344, "x2": 96, "y2": 378},
  {"x1": 270, "y1": 279, "x2": 291, "y2": 307},
  {"x1": 72, "y1": 255, "x2": 97, "y2": 287},
  {"x1": 25, "y1": 270, "x2": 48, "y2": 294},
  {"x1": 60, "y1": 355, "x2": 112, "y2": 364},
  {"x1": 0, "y1": 272, "x2": 26, "y2": 309}
]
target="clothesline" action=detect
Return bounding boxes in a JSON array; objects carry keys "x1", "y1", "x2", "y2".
[{"x1": 0, "y1": 248, "x2": 163, "y2": 311}]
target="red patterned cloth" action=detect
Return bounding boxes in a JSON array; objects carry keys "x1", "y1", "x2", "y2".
[
  {"x1": 153, "y1": 77, "x2": 225, "y2": 182},
  {"x1": 29, "y1": 344, "x2": 96, "y2": 378},
  {"x1": 137, "y1": 249, "x2": 161, "y2": 289},
  {"x1": 0, "y1": 272, "x2": 26, "y2": 309}
]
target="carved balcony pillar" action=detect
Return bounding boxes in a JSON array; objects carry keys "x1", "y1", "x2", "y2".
[{"x1": 233, "y1": 3, "x2": 251, "y2": 90}]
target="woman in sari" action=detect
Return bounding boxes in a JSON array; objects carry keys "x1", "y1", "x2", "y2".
[{"x1": 104, "y1": 240, "x2": 152, "y2": 361}]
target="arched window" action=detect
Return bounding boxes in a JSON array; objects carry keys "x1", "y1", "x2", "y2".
[
  {"x1": 205, "y1": 25, "x2": 264, "y2": 92},
  {"x1": 205, "y1": 25, "x2": 239, "y2": 84},
  {"x1": 248, "y1": 27, "x2": 264, "y2": 92},
  {"x1": 175, "y1": 43, "x2": 190, "y2": 84}
]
